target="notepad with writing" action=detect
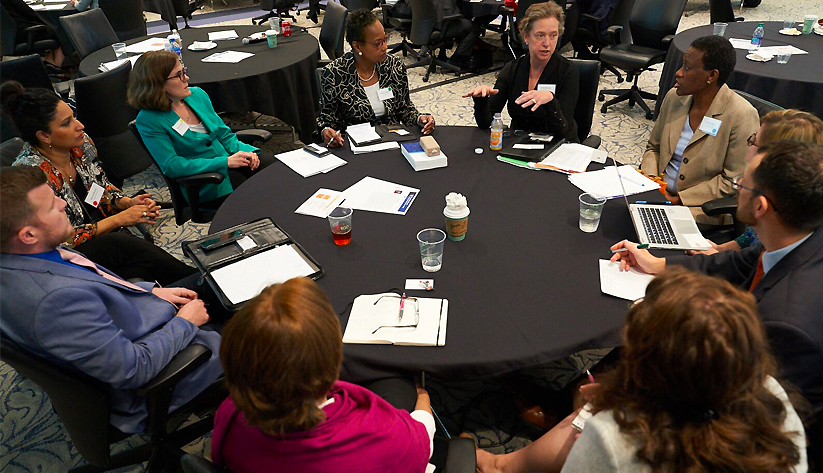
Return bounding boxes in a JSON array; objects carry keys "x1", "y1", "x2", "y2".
[{"x1": 343, "y1": 293, "x2": 448, "y2": 346}]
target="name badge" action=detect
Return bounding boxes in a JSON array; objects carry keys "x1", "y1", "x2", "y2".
[
  {"x1": 537, "y1": 84, "x2": 556, "y2": 93},
  {"x1": 698, "y1": 116, "x2": 722, "y2": 137},
  {"x1": 84, "y1": 182, "x2": 105, "y2": 208},
  {"x1": 172, "y1": 119, "x2": 189, "y2": 136},
  {"x1": 378, "y1": 87, "x2": 394, "y2": 101}
]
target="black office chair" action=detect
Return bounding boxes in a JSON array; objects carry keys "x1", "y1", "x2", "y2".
[
  {"x1": 569, "y1": 58, "x2": 601, "y2": 148},
  {"x1": 598, "y1": 0, "x2": 688, "y2": 120},
  {"x1": 59, "y1": 9, "x2": 120, "y2": 60},
  {"x1": 500, "y1": 0, "x2": 541, "y2": 59},
  {"x1": 172, "y1": 0, "x2": 200, "y2": 29},
  {"x1": 404, "y1": 0, "x2": 463, "y2": 82},
  {"x1": 98, "y1": 0, "x2": 147, "y2": 42},
  {"x1": 558, "y1": 0, "x2": 581, "y2": 51},
  {"x1": 0, "y1": 53, "x2": 68, "y2": 93},
  {"x1": 1, "y1": 137, "x2": 25, "y2": 166},
  {"x1": 252, "y1": 0, "x2": 298, "y2": 26},
  {"x1": 572, "y1": 0, "x2": 637, "y2": 82},
  {"x1": 709, "y1": 0, "x2": 743, "y2": 24},
  {"x1": 386, "y1": 0, "x2": 421, "y2": 59},
  {"x1": 341, "y1": 0, "x2": 377, "y2": 11},
  {"x1": 318, "y1": 1, "x2": 347, "y2": 65},
  {"x1": 0, "y1": 332, "x2": 221, "y2": 473},
  {"x1": 0, "y1": 4, "x2": 60, "y2": 57}
]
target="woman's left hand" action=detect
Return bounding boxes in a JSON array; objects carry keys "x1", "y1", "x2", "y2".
[
  {"x1": 130, "y1": 193, "x2": 157, "y2": 210},
  {"x1": 248, "y1": 152, "x2": 260, "y2": 170},
  {"x1": 515, "y1": 90, "x2": 555, "y2": 112},
  {"x1": 419, "y1": 115, "x2": 435, "y2": 135}
]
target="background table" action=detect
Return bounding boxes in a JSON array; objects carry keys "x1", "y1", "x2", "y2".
[
  {"x1": 655, "y1": 21, "x2": 823, "y2": 118},
  {"x1": 210, "y1": 126, "x2": 660, "y2": 382},
  {"x1": 79, "y1": 25, "x2": 320, "y2": 143},
  {"x1": 31, "y1": 1, "x2": 79, "y2": 57}
]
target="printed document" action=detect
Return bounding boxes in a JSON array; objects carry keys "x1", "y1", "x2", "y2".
[
  {"x1": 341, "y1": 176, "x2": 419, "y2": 215},
  {"x1": 125, "y1": 38, "x2": 168, "y2": 53},
  {"x1": 275, "y1": 148, "x2": 346, "y2": 177},
  {"x1": 538, "y1": 143, "x2": 606, "y2": 173},
  {"x1": 350, "y1": 140, "x2": 399, "y2": 154},
  {"x1": 201, "y1": 51, "x2": 254, "y2": 63},
  {"x1": 295, "y1": 189, "x2": 344, "y2": 218},
  {"x1": 208, "y1": 30, "x2": 239, "y2": 41},
  {"x1": 568, "y1": 165, "x2": 659, "y2": 199},
  {"x1": 599, "y1": 260, "x2": 655, "y2": 301},
  {"x1": 343, "y1": 293, "x2": 448, "y2": 346},
  {"x1": 98, "y1": 55, "x2": 141, "y2": 73}
]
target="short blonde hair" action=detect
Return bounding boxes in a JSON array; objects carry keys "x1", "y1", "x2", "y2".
[
  {"x1": 127, "y1": 50, "x2": 178, "y2": 112},
  {"x1": 519, "y1": 1, "x2": 565, "y2": 37},
  {"x1": 759, "y1": 109, "x2": 823, "y2": 146}
]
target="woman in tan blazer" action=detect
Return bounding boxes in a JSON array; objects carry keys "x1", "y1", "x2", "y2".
[{"x1": 640, "y1": 35, "x2": 759, "y2": 225}]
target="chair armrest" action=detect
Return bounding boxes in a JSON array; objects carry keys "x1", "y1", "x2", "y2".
[
  {"x1": 135, "y1": 344, "x2": 212, "y2": 396},
  {"x1": 24, "y1": 24, "x2": 50, "y2": 49},
  {"x1": 177, "y1": 172, "x2": 224, "y2": 187},
  {"x1": 500, "y1": 5, "x2": 513, "y2": 13},
  {"x1": 236, "y1": 129, "x2": 273, "y2": 144},
  {"x1": 581, "y1": 135, "x2": 601, "y2": 149},
  {"x1": 662, "y1": 34, "x2": 674, "y2": 48},
  {"x1": 701, "y1": 196, "x2": 737, "y2": 217},
  {"x1": 444, "y1": 437, "x2": 477, "y2": 473}
]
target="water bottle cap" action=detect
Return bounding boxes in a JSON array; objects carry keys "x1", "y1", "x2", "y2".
[
  {"x1": 493, "y1": 112, "x2": 501, "y2": 118},
  {"x1": 758, "y1": 22, "x2": 764, "y2": 26}
]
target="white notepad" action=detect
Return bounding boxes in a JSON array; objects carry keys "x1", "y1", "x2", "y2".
[
  {"x1": 598, "y1": 259, "x2": 654, "y2": 301},
  {"x1": 343, "y1": 293, "x2": 448, "y2": 346}
]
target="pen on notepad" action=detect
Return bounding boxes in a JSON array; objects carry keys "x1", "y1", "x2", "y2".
[
  {"x1": 611, "y1": 243, "x2": 650, "y2": 253},
  {"x1": 586, "y1": 370, "x2": 596, "y2": 384},
  {"x1": 635, "y1": 201, "x2": 671, "y2": 205},
  {"x1": 398, "y1": 292, "x2": 406, "y2": 322}
]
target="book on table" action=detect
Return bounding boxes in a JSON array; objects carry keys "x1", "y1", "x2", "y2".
[
  {"x1": 343, "y1": 293, "x2": 448, "y2": 346},
  {"x1": 401, "y1": 142, "x2": 448, "y2": 171}
]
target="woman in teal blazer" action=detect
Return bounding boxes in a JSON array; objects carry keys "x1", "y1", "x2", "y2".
[{"x1": 129, "y1": 51, "x2": 275, "y2": 204}]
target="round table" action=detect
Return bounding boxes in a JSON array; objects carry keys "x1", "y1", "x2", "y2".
[
  {"x1": 210, "y1": 126, "x2": 658, "y2": 382},
  {"x1": 79, "y1": 25, "x2": 320, "y2": 143},
  {"x1": 655, "y1": 21, "x2": 823, "y2": 118},
  {"x1": 32, "y1": 1, "x2": 80, "y2": 57}
]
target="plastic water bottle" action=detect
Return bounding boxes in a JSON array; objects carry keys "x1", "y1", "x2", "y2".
[
  {"x1": 490, "y1": 113, "x2": 503, "y2": 151},
  {"x1": 749, "y1": 22, "x2": 764, "y2": 53},
  {"x1": 168, "y1": 30, "x2": 183, "y2": 64}
]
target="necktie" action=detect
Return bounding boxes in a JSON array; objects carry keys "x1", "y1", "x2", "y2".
[
  {"x1": 748, "y1": 250, "x2": 765, "y2": 292},
  {"x1": 57, "y1": 248, "x2": 147, "y2": 293}
]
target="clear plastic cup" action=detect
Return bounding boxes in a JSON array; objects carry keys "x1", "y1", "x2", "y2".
[
  {"x1": 327, "y1": 207, "x2": 352, "y2": 245},
  {"x1": 112, "y1": 42, "x2": 127, "y2": 59},
  {"x1": 713, "y1": 22, "x2": 728, "y2": 36},
  {"x1": 579, "y1": 193, "x2": 607, "y2": 233},
  {"x1": 417, "y1": 229, "x2": 446, "y2": 272},
  {"x1": 777, "y1": 52, "x2": 791, "y2": 64}
]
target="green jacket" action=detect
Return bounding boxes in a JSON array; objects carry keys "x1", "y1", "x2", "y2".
[{"x1": 135, "y1": 87, "x2": 258, "y2": 203}]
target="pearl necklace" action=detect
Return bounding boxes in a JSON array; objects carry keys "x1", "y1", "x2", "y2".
[{"x1": 357, "y1": 65, "x2": 376, "y2": 82}]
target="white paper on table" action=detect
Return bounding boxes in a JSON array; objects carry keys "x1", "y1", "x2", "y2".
[
  {"x1": 539, "y1": 143, "x2": 604, "y2": 173},
  {"x1": 30, "y1": 3, "x2": 66, "y2": 9},
  {"x1": 201, "y1": 51, "x2": 254, "y2": 63},
  {"x1": 211, "y1": 244, "x2": 317, "y2": 304},
  {"x1": 729, "y1": 38, "x2": 754, "y2": 49},
  {"x1": 275, "y1": 148, "x2": 347, "y2": 178},
  {"x1": 758, "y1": 45, "x2": 808, "y2": 55},
  {"x1": 405, "y1": 279, "x2": 434, "y2": 290},
  {"x1": 294, "y1": 188, "x2": 345, "y2": 217},
  {"x1": 343, "y1": 293, "x2": 448, "y2": 346},
  {"x1": 568, "y1": 165, "x2": 659, "y2": 199},
  {"x1": 340, "y1": 176, "x2": 419, "y2": 215},
  {"x1": 349, "y1": 139, "x2": 400, "y2": 154},
  {"x1": 98, "y1": 55, "x2": 141, "y2": 72},
  {"x1": 124, "y1": 38, "x2": 168, "y2": 53},
  {"x1": 208, "y1": 30, "x2": 239, "y2": 41},
  {"x1": 346, "y1": 123, "x2": 382, "y2": 145},
  {"x1": 43, "y1": 0, "x2": 68, "y2": 4},
  {"x1": 599, "y1": 260, "x2": 655, "y2": 302}
]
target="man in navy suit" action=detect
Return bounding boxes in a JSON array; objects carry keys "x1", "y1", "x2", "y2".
[{"x1": 0, "y1": 166, "x2": 223, "y2": 433}]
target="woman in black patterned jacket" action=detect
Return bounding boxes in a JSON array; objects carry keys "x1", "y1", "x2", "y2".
[{"x1": 317, "y1": 10, "x2": 435, "y2": 147}]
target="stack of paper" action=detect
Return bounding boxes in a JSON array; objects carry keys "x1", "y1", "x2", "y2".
[
  {"x1": 401, "y1": 142, "x2": 447, "y2": 171},
  {"x1": 350, "y1": 140, "x2": 399, "y2": 154},
  {"x1": 208, "y1": 30, "x2": 239, "y2": 41},
  {"x1": 294, "y1": 189, "x2": 344, "y2": 217},
  {"x1": 535, "y1": 143, "x2": 607, "y2": 173},
  {"x1": 341, "y1": 176, "x2": 418, "y2": 215},
  {"x1": 343, "y1": 293, "x2": 448, "y2": 346},
  {"x1": 30, "y1": 4, "x2": 66, "y2": 10},
  {"x1": 346, "y1": 123, "x2": 381, "y2": 146},
  {"x1": 98, "y1": 55, "x2": 141, "y2": 72},
  {"x1": 201, "y1": 51, "x2": 254, "y2": 63},
  {"x1": 568, "y1": 165, "x2": 659, "y2": 199},
  {"x1": 275, "y1": 149, "x2": 346, "y2": 177},
  {"x1": 598, "y1": 260, "x2": 654, "y2": 301},
  {"x1": 125, "y1": 38, "x2": 168, "y2": 54}
]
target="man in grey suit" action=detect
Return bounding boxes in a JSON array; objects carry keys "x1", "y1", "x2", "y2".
[
  {"x1": 0, "y1": 166, "x2": 223, "y2": 434},
  {"x1": 611, "y1": 140, "x2": 823, "y2": 420}
]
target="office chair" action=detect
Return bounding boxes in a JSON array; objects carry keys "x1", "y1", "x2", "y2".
[
  {"x1": 98, "y1": 0, "x2": 147, "y2": 42},
  {"x1": 1, "y1": 137, "x2": 25, "y2": 166},
  {"x1": 572, "y1": 0, "x2": 637, "y2": 82},
  {"x1": 0, "y1": 3, "x2": 60, "y2": 57},
  {"x1": 171, "y1": 0, "x2": 200, "y2": 29},
  {"x1": 0, "y1": 53, "x2": 72, "y2": 98},
  {"x1": 558, "y1": 0, "x2": 581, "y2": 51},
  {"x1": 385, "y1": 0, "x2": 421, "y2": 59},
  {"x1": 252, "y1": 0, "x2": 298, "y2": 26},
  {"x1": 318, "y1": 1, "x2": 348, "y2": 65},
  {"x1": 569, "y1": 58, "x2": 602, "y2": 148},
  {"x1": 341, "y1": 0, "x2": 377, "y2": 11},
  {"x1": 0, "y1": 332, "x2": 221, "y2": 473},
  {"x1": 709, "y1": 0, "x2": 743, "y2": 24},
  {"x1": 59, "y1": 9, "x2": 120, "y2": 60},
  {"x1": 404, "y1": 0, "x2": 463, "y2": 82},
  {"x1": 598, "y1": 0, "x2": 688, "y2": 119},
  {"x1": 500, "y1": 0, "x2": 541, "y2": 59}
]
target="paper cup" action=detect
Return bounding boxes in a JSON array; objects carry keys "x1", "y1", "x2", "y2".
[{"x1": 444, "y1": 206, "x2": 470, "y2": 241}]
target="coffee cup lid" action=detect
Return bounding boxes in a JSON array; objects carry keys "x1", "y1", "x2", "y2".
[{"x1": 444, "y1": 205, "x2": 470, "y2": 219}]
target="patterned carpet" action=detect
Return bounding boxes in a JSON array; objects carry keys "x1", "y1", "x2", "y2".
[{"x1": 1, "y1": 0, "x2": 816, "y2": 470}]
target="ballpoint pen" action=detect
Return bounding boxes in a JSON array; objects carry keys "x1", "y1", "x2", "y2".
[
  {"x1": 586, "y1": 369, "x2": 596, "y2": 384},
  {"x1": 398, "y1": 292, "x2": 406, "y2": 322},
  {"x1": 611, "y1": 243, "x2": 650, "y2": 253}
]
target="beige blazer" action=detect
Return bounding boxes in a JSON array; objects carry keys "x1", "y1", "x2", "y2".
[{"x1": 640, "y1": 84, "x2": 759, "y2": 224}]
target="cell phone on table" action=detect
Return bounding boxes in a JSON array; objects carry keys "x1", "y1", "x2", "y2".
[{"x1": 304, "y1": 143, "x2": 330, "y2": 157}]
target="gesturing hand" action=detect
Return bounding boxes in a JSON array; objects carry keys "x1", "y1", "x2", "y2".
[
  {"x1": 462, "y1": 85, "x2": 499, "y2": 98},
  {"x1": 515, "y1": 90, "x2": 554, "y2": 112}
]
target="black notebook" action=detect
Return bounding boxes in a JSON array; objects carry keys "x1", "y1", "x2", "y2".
[{"x1": 498, "y1": 134, "x2": 565, "y2": 162}]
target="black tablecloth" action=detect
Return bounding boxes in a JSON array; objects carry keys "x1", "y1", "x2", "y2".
[
  {"x1": 79, "y1": 26, "x2": 320, "y2": 143},
  {"x1": 33, "y1": 1, "x2": 78, "y2": 58},
  {"x1": 656, "y1": 21, "x2": 823, "y2": 119},
  {"x1": 210, "y1": 126, "x2": 663, "y2": 382}
]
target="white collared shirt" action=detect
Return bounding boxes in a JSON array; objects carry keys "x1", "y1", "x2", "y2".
[{"x1": 762, "y1": 231, "x2": 814, "y2": 274}]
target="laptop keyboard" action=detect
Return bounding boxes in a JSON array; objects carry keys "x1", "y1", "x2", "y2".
[{"x1": 638, "y1": 207, "x2": 679, "y2": 245}]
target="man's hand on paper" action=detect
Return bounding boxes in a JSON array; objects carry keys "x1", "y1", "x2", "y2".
[
  {"x1": 153, "y1": 287, "x2": 198, "y2": 305},
  {"x1": 609, "y1": 240, "x2": 666, "y2": 274}
]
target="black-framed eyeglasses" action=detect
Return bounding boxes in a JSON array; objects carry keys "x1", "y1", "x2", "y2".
[
  {"x1": 747, "y1": 131, "x2": 757, "y2": 147},
  {"x1": 357, "y1": 34, "x2": 390, "y2": 49},
  {"x1": 371, "y1": 294, "x2": 420, "y2": 334},
  {"x1": 723, "y1": 174, "x2": 779, "y2": 213},
  {"x1": 165, "y1": 67, "x2": 188, "y2": 82}
]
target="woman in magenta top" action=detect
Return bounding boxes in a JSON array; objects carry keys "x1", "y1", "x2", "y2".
[{"x1": 211, "y1": 277, "x2": 435, "y2": 473}]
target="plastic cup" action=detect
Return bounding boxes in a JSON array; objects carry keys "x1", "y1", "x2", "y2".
[
  {"x1": 579, "y1": 193, "x2": 607, "y2": 233},
  {"x1": 112, "y1": 42, "x2": 127, "y2": 59},
  {"x1": 783, "y1": 19, "x2": 795, "y2": 30},
  {"x1": 327, "y1": 207, "x2": 352, "y2": 245},
  {"x1": 777, "y1": 52, "x2": 791, "y2": 64},
  {"x1": 803, "y1": 15, "x2": 818, "y2": 34},
  {"x1": 417, "y1": 229, "x2": 446, "y2": 272},
  {"x1": 268, "y1": 17, "x2": 281, "y2": 34},
  {"x1": 265, "y1": 30, "x2": 278, "y2": 48},
  {"x1": 712, "y1": 22, "x2": 728, "y2": 36},
  {"x1": 443, "y1": 205, "x2": 470, "y2": 241}
]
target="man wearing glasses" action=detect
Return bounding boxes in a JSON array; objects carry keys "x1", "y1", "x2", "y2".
[{"x1": 610, "y1": 140, "x2": 823, "y2": 444}]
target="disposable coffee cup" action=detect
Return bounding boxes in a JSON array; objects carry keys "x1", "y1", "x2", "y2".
[
  {"x1": 444, "y1": 205, "x2": 470, "y2": 241},
  {"x1": 265, "y1": 30, "x2": 278, "y2": 48}
]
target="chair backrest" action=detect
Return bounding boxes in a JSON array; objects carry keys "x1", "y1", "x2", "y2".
[
  {"x1": 569, "y1": 58, "x2": 600, "y2": 142},
  {"x1": 0, "y1": 4, "x2": 19, "y2": 56},
  {"x1": 609, "y1": 0, "x2": 635, "y2": 44},
  {"x1": 0, "y1": 332, "x2": 115, "y2": 467},
  {"x1": 319, "y1": 1, "x2": 347, "y2": 61},
  {"x1": 628, "y1": 0, "x2": 687, "y2": 49},
  {"x1": 1, "y1": 137, "x2": 25, "y2": 166},
  {"x1": 341, "y1": 0, "x2": 376, "y2": 11},
  {"x1": 98, "y1": 0, "x2": 147, "y2": 42},
  {"x1": 408, "y1": 0, "x2": 437, "y2": 46},
  {"x1": 709, "y1": 0, "x2": 737, "y2": 24},
  {"x1": 0, "y1": 54, "x2": 54, "y2": 91},
  {"x1": 75, "y1": 62, "x2": 153, "y2": 184},
  {"x1": 559, "y1": 0, "x2": 581, "y2": 50},
  {"x1": 59, "y1": 9, "x2": 120, "y2": 59},
  {"x1": 733, "y1": 89, "x2": 785, "y2": 117}
]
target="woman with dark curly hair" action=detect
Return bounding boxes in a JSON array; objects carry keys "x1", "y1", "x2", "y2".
[{"x1": 317, "y1": 9, "x2": 434, "y2": 147}]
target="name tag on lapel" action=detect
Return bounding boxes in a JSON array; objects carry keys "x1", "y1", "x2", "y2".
[
  {"x1": 85, "y1": 182, "x2": 105, "y2": 207},
  {"x1": 172, "y1": 119, "x2": 189, "y2": 136},
  {"x1": 378, "y1": 87, "x2": 394, "y2": 101},
  {"x1": 698, "y1": 117, "x2": 722, "y2": 137},
  {"x1": 537, "y1": 84, "x2": 556, "y2": 93}
]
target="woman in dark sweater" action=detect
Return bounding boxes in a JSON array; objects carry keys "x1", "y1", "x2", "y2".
[{"x1": 463, "y1": 1, "x2": 579, "y2": 141}]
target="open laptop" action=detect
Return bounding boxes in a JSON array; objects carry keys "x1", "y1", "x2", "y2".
[{"x1": 612, "y1": 161, "x2": 711, "y2": 251}]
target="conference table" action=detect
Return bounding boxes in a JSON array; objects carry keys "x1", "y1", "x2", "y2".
[
  {"x1": 210, "y1": 126, "x2": 664, "y2": 382},
  {"x1": 28, "y1": 0, "x2": 79, "y2": 57},
  {"x1": 655, "y1": 21, "x2": 823, "y2": 118},
  {"x1": 78, "y1": 25, "x2": 320, "y2": 143}
]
